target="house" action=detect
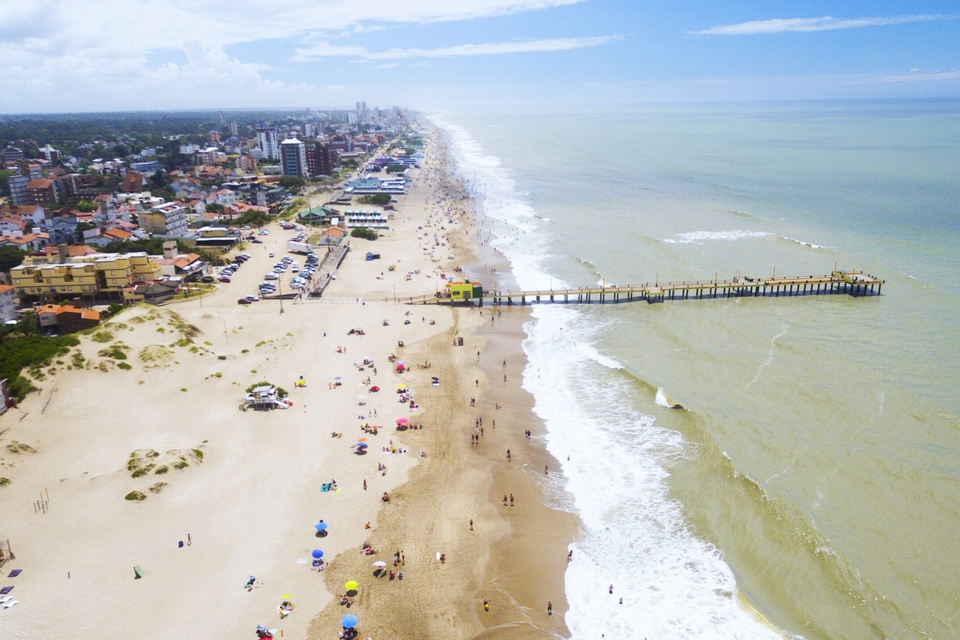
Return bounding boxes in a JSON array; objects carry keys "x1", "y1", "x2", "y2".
[
  {"x1": 0, "y1": 232, "x2": 50, "y2": 253},
  {"x1": 317, "y1": 226, "x2": 347, "y2": 246},
  {"x1": 35, "y1": 303, "x2": 101, "y2": 334},
  {"x1": 0, "y1": 378, "x2": 13, "y2": 415},
  {"x1": 0, "y1": 284, "x2": 18, "y2": 323},
  {"x1": 124, "y1": 280, "x2": 179, "y2": 305}
]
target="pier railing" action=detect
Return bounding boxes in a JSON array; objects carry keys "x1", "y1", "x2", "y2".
[{"x1": 402, "y1": 270, "x2": 884, "y2": 306}]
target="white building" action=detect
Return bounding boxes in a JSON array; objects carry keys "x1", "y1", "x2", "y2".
[
  {"x1": 280, "y1": 138, "x2": 307, "y2": 178},
  {"x1": 0, "y1": 284, "x2": 18, "y2": 323},
  {"x1": 257, "y1": 127, "x2": 279, "y2": 160}
]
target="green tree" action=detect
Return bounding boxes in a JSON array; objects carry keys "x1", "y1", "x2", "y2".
[
  {"x1": 0, "y1": 245, "x2": 26, "y2": 272},
  {"x1": 236, "y1": 210, "x2": 271, "y2": 228},
  {"x1": 350, "y1": 227, "x2": 378, "y2": 241},
  {"x1": 76, "y1": 200, "x2": 98, "y2": 212}
]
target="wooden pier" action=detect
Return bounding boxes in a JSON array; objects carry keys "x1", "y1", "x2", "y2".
[{"x1": 403, "y1": 270, "x2": 884, "y2": 306}]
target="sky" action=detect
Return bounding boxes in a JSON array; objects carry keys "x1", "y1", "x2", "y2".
[{"x1": 0, "y1": 0, "x2": 957, "y2": 114}]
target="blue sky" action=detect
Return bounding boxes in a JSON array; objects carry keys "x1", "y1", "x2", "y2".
[{"x1": 0, "y1": 0, "x2": 957, "y2": 113}]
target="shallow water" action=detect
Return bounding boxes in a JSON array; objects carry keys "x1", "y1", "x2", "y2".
[{"x1": 433, "y1": 100, "x2": 960, "y2": 639}]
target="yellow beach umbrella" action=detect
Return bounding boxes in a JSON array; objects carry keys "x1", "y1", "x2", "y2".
[{"x1": 345, "y1": 580, "x2": 359, "y2": 591}]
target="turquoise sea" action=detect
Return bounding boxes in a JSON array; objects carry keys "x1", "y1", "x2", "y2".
[{"x1": 433, "y1": 100, "x2": 960, "y2": 639}]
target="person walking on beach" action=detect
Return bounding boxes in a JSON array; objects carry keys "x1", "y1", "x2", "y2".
[
  {"x1": 609, "y1": 584, "x2": 614, "y2": 594},
  {"x1": 483, "y1": 599, "x2": 489, "y2": 612},
  {"x1": 509, "y1": 493, "x2": 514, "y2": 506},
  {"x1": 547, "y1": 601, "x2": 553, "y2": 615}
]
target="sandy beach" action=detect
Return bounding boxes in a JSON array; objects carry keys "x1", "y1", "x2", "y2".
[{"x1": 0, "y1": 126, "x2": 575, "y2": 640}]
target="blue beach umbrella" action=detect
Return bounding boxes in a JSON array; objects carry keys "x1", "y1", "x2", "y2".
[
  {"x1": 314, "y1": 521, "x2": 328, "y2": 532},
  {"x1": 355, "y1": 442, "x2": 368, "y2": 449},
  {"x1": 311, "y1": 549, "x2": 324, "y2": 559},
  {"x1": 341, "y1": 614, "x2": 358, "y2": 629}
]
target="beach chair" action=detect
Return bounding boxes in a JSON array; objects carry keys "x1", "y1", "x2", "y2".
[
  {"x1": 2, "y1": 599, "x2": 18, "y2": 609},
  {"x1": 0, "y1": 586, "x2": 12, "y2": 595},
  {"x1": 0, "y1": 596, "x2": 12, "y2": 604}
]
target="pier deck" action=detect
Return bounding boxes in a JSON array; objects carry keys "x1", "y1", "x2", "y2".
[{"x1": 401, "y1": 270, "x2": 884, "y2": 306}]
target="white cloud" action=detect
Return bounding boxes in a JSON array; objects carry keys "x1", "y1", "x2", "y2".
[
  {"x1": 883, "y1": 69, "x2": 960, "y2": 83},
  {"x1": 294, "y1": 35, "x2": 620, "y2": 61},
  {"x1": 692, "y1": 14, "x2": 955, "y2": 36},
  {"x1": 0, "y1": 0, "x2": 589, "y2": 112}
]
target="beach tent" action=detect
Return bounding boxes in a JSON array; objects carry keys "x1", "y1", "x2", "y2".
[{"x1": 341, "y1": 614, "x2": 358, "y2": 629}]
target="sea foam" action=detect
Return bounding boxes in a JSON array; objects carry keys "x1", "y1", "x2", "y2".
[{"x1": 435, "y1": 114, "x2": 781, "y2": 639}]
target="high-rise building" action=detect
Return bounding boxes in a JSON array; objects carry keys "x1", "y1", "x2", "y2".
[
  {"x1": 280, "y1": 138, "x2": 307, "y2": 178},
  {"x1": 256, "y1": 126, "x2": 279, "y2": 160},
  {"x1": 8, "y1": 174, "x2": 30, "y2": 205},
  {"x1": 305, "y1": 141, "x2": 337, "y2": 177}
]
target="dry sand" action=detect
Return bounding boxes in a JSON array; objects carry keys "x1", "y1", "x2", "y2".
[{"x1": 0, "y1": 127, "x2": 575, "y2": 640}]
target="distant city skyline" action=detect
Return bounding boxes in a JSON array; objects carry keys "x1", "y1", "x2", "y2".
[{"x1": 1, "y1": 0, "x2": 958, "y2": 114}]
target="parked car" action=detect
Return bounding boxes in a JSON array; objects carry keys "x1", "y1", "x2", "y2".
[
  {"x1": 245, "y1": 295, "x2": 260, "y2": 302},
  {"x1": 264, "y1": 273, "x2": 278, "y2": 280},
  {"x1": 218, "y1": 276, "x2": 232, "y2": 283},
  {"x1": 252, "y1": 239, "x2": 263, "y2": 244},
  {"x1": 201, "y1": 275, "x2": 215, "y2": 283},
  {"x1": 268, "y1": 251, "x2": 274, "y2": 257},
  {"x1": 237, "y1": 298, "x2": 252, "y2": 305}
]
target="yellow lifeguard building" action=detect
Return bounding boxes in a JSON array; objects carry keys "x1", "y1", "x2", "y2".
[{"x1": 445, "y1": 281, "x2": 483, "y2": 302}]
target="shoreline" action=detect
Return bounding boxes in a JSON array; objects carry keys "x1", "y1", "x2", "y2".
[{"x1": 0, "y1": 122, "x2": 577, "y2": 640}]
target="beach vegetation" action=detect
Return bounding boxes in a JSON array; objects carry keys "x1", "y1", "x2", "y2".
[
  {"x1": 241, "y1": 349, "x2": 249, "y2": 354},
  {"x1": 156, "y1": 327, "x2": 166, "y2": 333},
  {"x1": 351, "y1": 227, "x2": 378, "y2": 241},
  {"x1": 6, "y1": 441, "x2": 36, "y2": 454},
  {"x1": 149, "y1": 482, "x2": 167, "y2": 494},
  {"x1": 145, "y1": 450, "x2": 160, "y2": 458},
  {"x1": 180, "y1": 387, "x2": 187, "y2": 392},
  {"x1": 213, "y1": 372, "x2": 222, "y2": 377},
  {"x1": 0, "y1": 477, "x2": 9, "y2": 487},
  {"x1": 116, "y1": 362, "x2": 132, "y2": 370},
  {"x1": 101, "y1": 303, "x2": 124, "y2": 320},
  {"x1": 91, "y1": 330, "x2": 114, "y2": 343},
  {"x1": 124, "y1": 491, "x2": 147, "y2": 501},
  {"x1": 357, "y1": 194, "x2": 392, "y2": 206},
  {"x1": 154, "y1": 465, "x2": 168, "y2": 475},
  {"x1": 0, "y1": 324, "x2": 80, "y2": 399},
  {"x1": 131, "y1": 464, "x2": 155, "y2": 478},
  {"x1": 173, "y1": 460, "x2": 189, "y2": 470},
  {"x1": 98, "y1": 344, "x2": 128, "y2": 360},
  {"x1": 190, "y1": 449, "x2": 204, "y2": 462},
  {"x1": 71, "y1": 352, "x2": 85, "y2": 368},
  {"x1": 139, "y1": 345, "x2": 175, "y2": 368},
  {"x1": 217, "y1": 355, "x2": 226, "y2": 360}
]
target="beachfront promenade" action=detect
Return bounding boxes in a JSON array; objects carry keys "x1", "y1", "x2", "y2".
[{"x1": 400, "y1": 270, "x2": 884, "y2": 306}]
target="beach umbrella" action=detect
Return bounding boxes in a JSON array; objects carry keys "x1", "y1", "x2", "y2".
[
  {"x1": 372, "y1": 561, "x2": 387, "y2": 568},
  {"x1": 397, "y1": 383, "x2": 407, "y2": 390},
  {"x1": 355, "y1": 442, "x2": 368, "y2": 449},
  {"x1": 311, "y1": 549, "x2": 324, "y2": 559},
  {"x1": 314, "y1": 522, "x2": 328, "y2": 532},
  {"x1": 282, "y1": 593, "x2": 291, "y2": 599},
  {"x1": 358, "y1": 437, "x2": 367, "y2": 442},
  {"x1": 396, "y1": 418, "x2": 408, "y2": 425},
  {"x1": 345, "y1": 580, "x2": 359, "y2": 591},
  {"x1": 341, "y1": 614, "x2": 358, "y2": 629}
]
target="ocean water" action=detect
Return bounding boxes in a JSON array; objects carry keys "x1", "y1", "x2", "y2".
[{"x1": 432, "y1": 100, "x2": 960, "y2": 640}]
